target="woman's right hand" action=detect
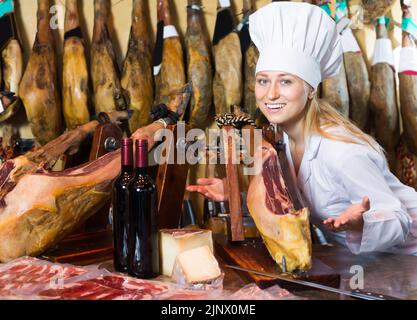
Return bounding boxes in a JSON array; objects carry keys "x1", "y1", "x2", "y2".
[{"x1": 186, "y1": 178, "x2": 228, "y2": 202}]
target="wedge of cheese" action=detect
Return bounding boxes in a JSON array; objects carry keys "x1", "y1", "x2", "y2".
[
  {"x1": 173, "y1": 245, "x2": 222, "y2": 284},
  {"x1": 159, "y1": 228, "x2": 213, "y2": 276}
]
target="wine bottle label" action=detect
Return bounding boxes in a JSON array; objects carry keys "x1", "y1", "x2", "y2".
[{"x1": 372, "y1": 38, "x2": 395, "y2": 68}]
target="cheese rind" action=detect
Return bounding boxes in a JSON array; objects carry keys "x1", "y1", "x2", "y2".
[
  {"x1": 159, "y1": 229, "x2": 213, "y2": 276},
  {"x1": 173, "y1": 245, "x2": 222, "y2": 284}
]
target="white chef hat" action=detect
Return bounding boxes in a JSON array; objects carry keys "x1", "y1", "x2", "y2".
[{"x1": 249, "y1": 2, "x2": 343, "y2": 89}]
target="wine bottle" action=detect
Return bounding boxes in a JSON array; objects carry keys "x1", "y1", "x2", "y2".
[
  {"x1": 128, "y1": 139, "x2": 159, "y2": 279},
  {"x1": 112, "y1": 138, "x2": 134, "y2": 272}
]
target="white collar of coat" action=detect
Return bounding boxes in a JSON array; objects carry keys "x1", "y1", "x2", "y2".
[{"x1": 283, "y1": 131, "x2": 323, "y2": 161}]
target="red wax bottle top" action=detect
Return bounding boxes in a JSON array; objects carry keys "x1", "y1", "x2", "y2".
[
  {"x1": 121, "y1": 138, "x2": 133, "y2": 167},
  {"x1": 136, "y1": 139, "x2": 148, "y2": 168},
  {"x1": 122, "y1": 138, "x2": 133, "y2": 146}
]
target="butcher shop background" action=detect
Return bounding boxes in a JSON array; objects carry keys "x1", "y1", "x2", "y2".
[
  {"x1": 1, "y1": 0, "x2": 414, "y2": 138},
  {"x1": 0, "y1": 0, "x2": 415, "y2": 221}
]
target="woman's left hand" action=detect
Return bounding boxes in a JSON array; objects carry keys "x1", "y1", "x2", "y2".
[{"x1": 323, "y1": 196, "x2": 370, "y2": 232}]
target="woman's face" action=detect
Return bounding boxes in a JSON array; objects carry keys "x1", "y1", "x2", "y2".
[{"x1": 255, "y1": 71, "x2": 312, "y2": 126}]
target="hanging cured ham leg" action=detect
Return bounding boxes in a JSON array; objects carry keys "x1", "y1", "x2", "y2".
[
  {"x1": 212, "y1": 0, "x2": 242, "y2": 115},
  {"x1": 19, "y1": 0, "x2": 62, "y2": 146},
  {"x1": 2, "y1": 38, "x2": 23, "y2": 100},
  {"x1": 312, "y1": 0, "x2": 349, "y2": 118},
  {"x1": 240, "y1": 0, "x2": 259, "y2": 119},
  {"x1": 335, "y1": 1, "x2": 370, "y2": 130},
  {"x1": 91, "y1": 0, "x2": 126, "y2": 114},
  {"x1": 246, "y1": 139, "x2": 312, "y2": 272},
  {"x1": 121, "y1": 0, "x2": 154, "y2": 132},
  {"x1": 154, "y1": 0, "x2": 186, "y2": 109},
  {"x1": 396, "y1": 1, "x2": 417, "y2": 188},
  {"x1": 62, "y1": 0, "x2": 90, "y2": 130},
  {"x1": 185, "y1": 0, "x2": 213, "y2": 129},
  {"x1": 0, "y1": 10, "x2": 23, "y2": 127},
  {"x1": 369, "y1": 16, "x2": 399, "y2": 170},
  {"x1": 399, "y1": 2, "x2": 417, "y2": 155}
]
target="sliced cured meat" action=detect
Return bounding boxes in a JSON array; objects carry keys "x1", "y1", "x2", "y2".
[{"x1": 246, "y1": 140, "x2": 312, "y2": 272}]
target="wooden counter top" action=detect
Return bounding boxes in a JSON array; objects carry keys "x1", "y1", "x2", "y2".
[
  {"x1": 222, "y1": 242, "x2": 417, "y2": 300},
  {"x1": 42, "y1": 229, "x2": 417, "y2": 300}
]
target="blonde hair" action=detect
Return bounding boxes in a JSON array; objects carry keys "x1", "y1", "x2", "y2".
[{"x1": 304, "y1": 96, "x2": 383, "y2": 153}]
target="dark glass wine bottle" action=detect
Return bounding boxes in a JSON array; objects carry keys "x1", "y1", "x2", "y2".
[
  {"x1": 128, "y1": 139, "x2": 159, "y2": 279},
  {"x1": 112, "y1": 138, "x2": 134, "y2": 272}
]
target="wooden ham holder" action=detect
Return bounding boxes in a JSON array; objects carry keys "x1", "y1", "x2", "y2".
[
  {"x1": 213, "y1": 110, "x2": 340, "y2": 290},
  {"x1": 43, "y1": 119, "x2": 191, "y2": 265}
]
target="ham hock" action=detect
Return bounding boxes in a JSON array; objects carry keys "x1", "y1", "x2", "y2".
[{"x1": 0, "y1": 112, "x2": 129, "y2": 262}]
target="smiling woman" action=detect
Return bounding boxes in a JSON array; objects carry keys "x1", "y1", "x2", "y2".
[
  {"x1": 188, "y1": 1, "x2": 417, "y2": 257},
  {"x1": 255, "y1": 72, "x2": 312, "y2": 133}
]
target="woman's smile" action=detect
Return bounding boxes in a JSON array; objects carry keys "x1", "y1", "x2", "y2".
[{"x1": 265, "y1": 102, "x2": 287, "y2": 110}]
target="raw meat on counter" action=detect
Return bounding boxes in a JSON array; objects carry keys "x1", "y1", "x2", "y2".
[
  {"x1": 0, "y1": 257, "x2": 168, "y2": 300},
  {"x1": 38, "y1": 275, "x2": 169, "y2": 300},
  {"x1": 0, "y1": 257, "x2": 295, "y2": 300},
  {"x1": 0, "y1": 257, "x2": 90, "y2": 298}
]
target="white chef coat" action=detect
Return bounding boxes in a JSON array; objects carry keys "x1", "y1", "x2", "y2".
[{"x1": 283, "y1": 126, "x2": 417, "y2": 255}]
